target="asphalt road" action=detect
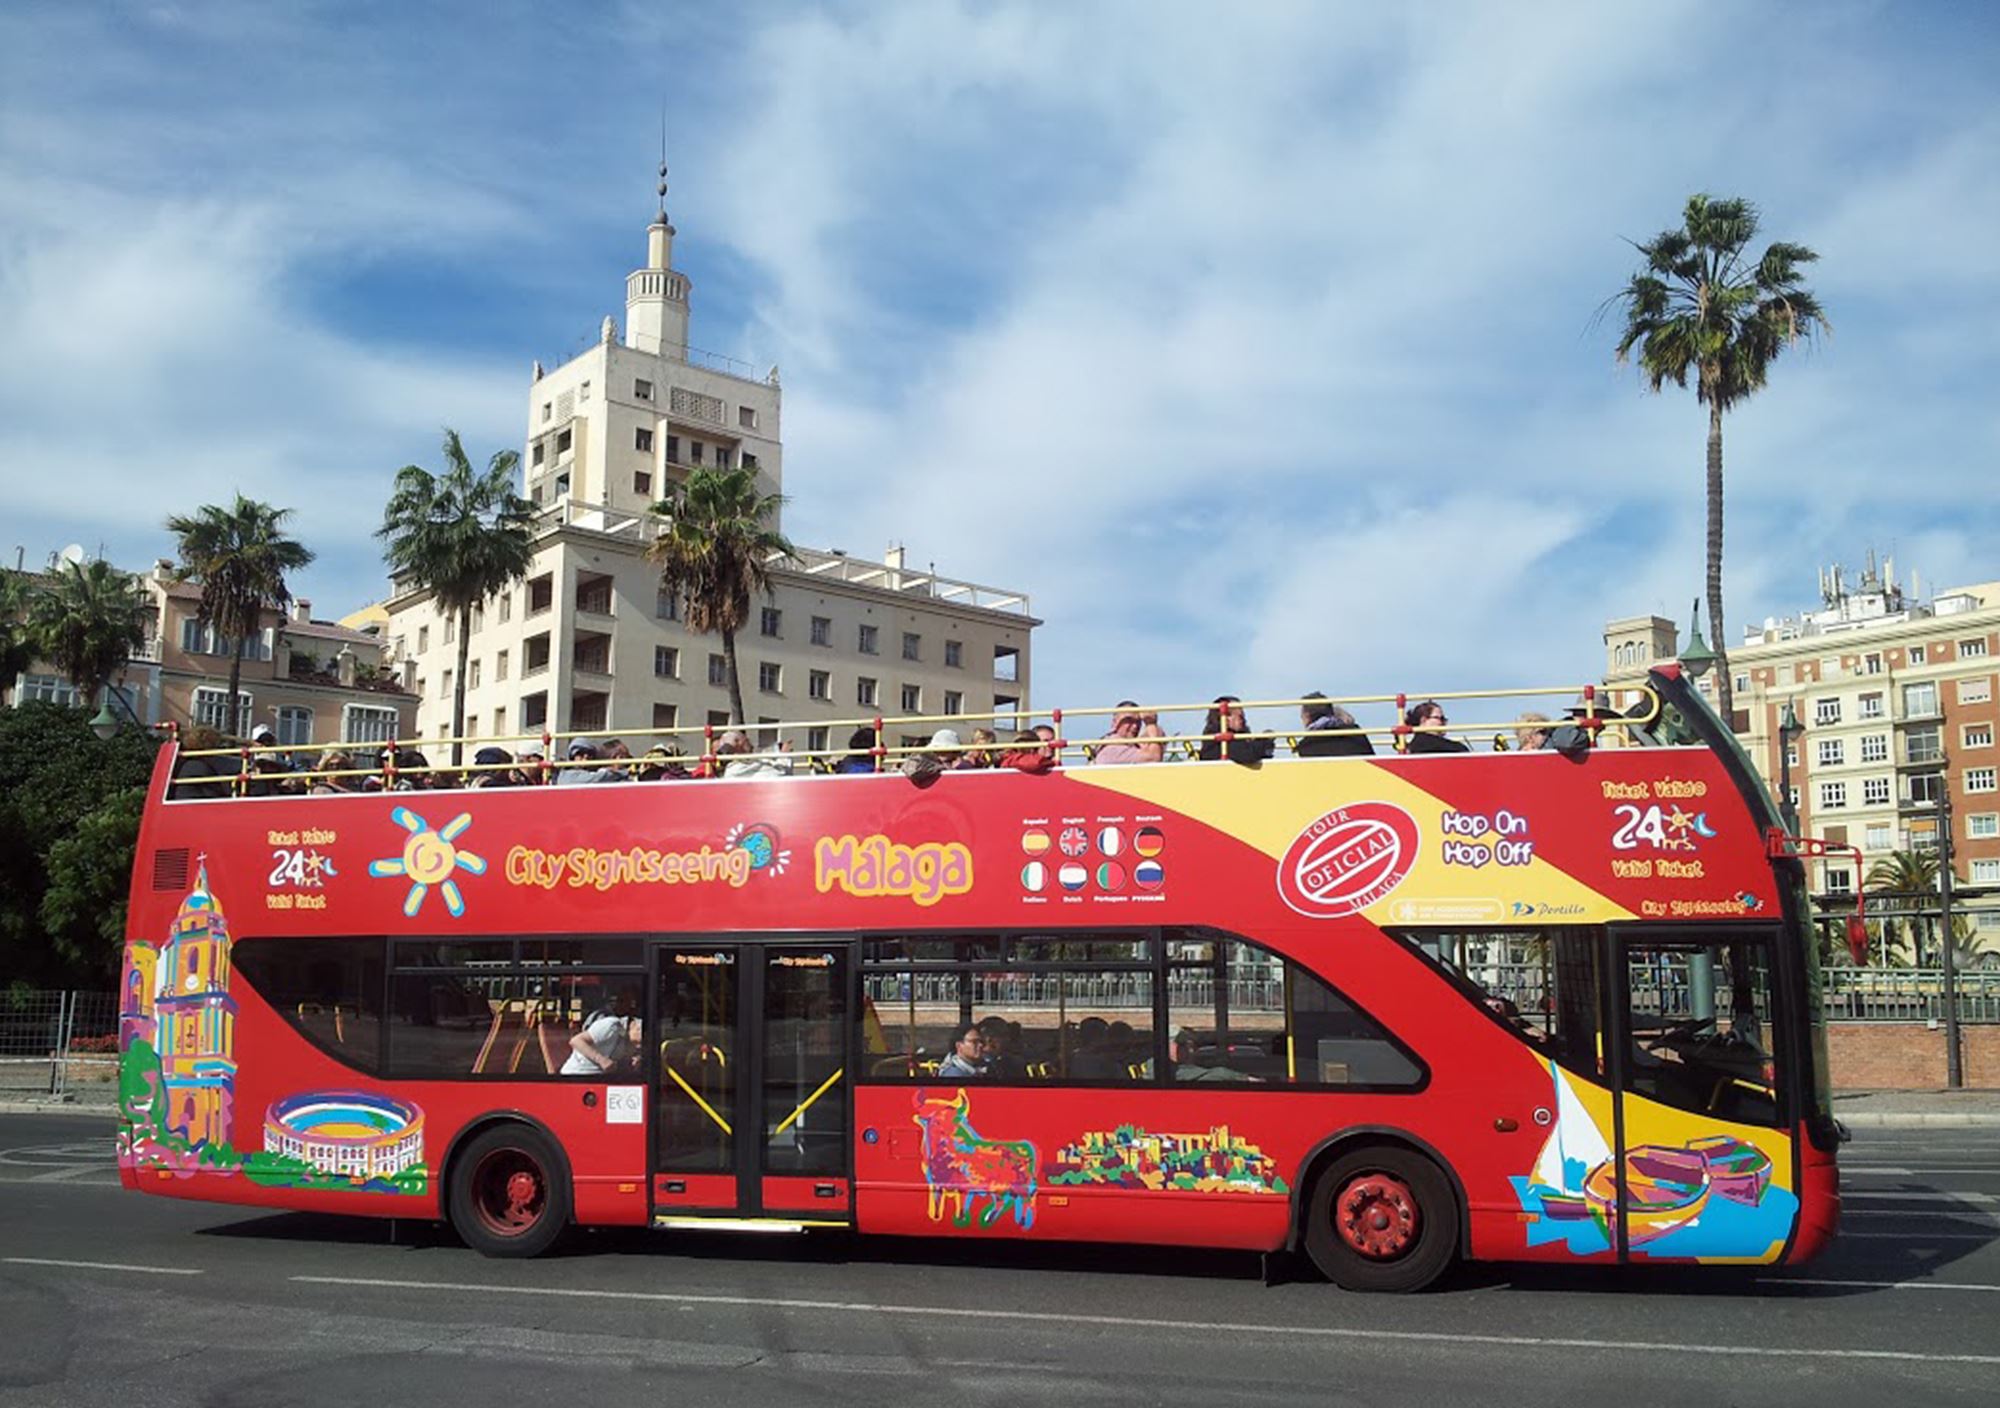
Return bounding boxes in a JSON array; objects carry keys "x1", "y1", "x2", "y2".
[{"x1": 3, "y1": 1112, "x2": 1998, "y2": 1406}]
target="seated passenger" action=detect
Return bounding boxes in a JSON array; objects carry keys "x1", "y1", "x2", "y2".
[
  {"x1": 1001, "y1": 730, "x2": 1055, "y2": 775},
  {"x1": 835, "y1": 726, "x2": 879, "y2": 774},
  {"x1": 976, "y1": 1016, "x2": 1022, "y2": 1079},
  {"x1": 1198, "y1": 696, "x2": 1274, "y2": 766},
  {"x1": 718, "y1": 729, "x2": 795, "y2": 779},
  {"x1": 635, "y1": 742, "x2": 692, "y2": 780},
  {"x1": 1295, "y1": 691, "x2": 1374, "y2": 757},
  {"x1": 901, "y1": 727, "x2": 961, "y2": 782},
  {"x1": 516, "y1": 745, "x2": 549, "y2": 783},
  {"x1": 935, "y1": 1022, "x2": 988, "y2": 1078},
  {"x1": 556, "y1": 737, "x2": 602, "y2": 785},
  {"x1": 468, "y1": 744, "x2": 516, "y2": 787},
  {"x1": 1167, "y1": 1028, "x2": 1258, "y2": 1082},
  {"x1": 561, "y1": 993, "x2": 641, "y2": 1075},
  {"x1": 598, "y1": 738, "x2": 634, "y2": 781},
  {"x1": 1404, "y1": 700, "x2": 1470, "y2": 754},
  {"x1": 1514, "y1": 712, "x2": 1553, "y2": 751},
  {"x1": 310, "y1": 749, "x2": 355, "y2": 795},
  {"x1": 1093, "y1": 702, "x2": 1166, "y2": 765},
  {"x1": 1066, "y1": 1016, "x2": 1121, "y2": 1079},
  {"x1": 959, "y1": 727, "x2": 999, "y2": 769}
]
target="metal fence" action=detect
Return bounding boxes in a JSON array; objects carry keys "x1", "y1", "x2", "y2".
[{"x1": 0, "y1": 991, "x2": 119, "y2": 1103}]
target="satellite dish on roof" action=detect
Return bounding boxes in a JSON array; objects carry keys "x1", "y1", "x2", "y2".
[{"x1": 58, "y1": 544, "x2": 86, "y2": 566}]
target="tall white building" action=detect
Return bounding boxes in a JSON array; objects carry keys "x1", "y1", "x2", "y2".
[{"x1": 387, "y1": 181, "x2": 1036, "y2": 755}]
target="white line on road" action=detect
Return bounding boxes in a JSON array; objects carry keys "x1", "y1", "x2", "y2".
[
  {"x1": 1843, "y1": 1191, "x2": 1998, "y2": 1204},
  {"x1": 4, "y1": 1257, "x2": 202, "y2": 1276},
  {"x1": 1838, "y1": 1230, "x2": 1995, "y2": 1241},
  {"x1": 289, "y1": 1274, "x2": 2000, "y2": 1366},
  {"x1": 1762, "y1": 1278, "x2": 2000, "y2": 1293}
]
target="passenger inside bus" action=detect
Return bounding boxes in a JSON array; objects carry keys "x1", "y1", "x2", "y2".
[
  {"x1": 935, "y1": 1022, "x2": 987, "y2": 1078},
  {"x1": 561, "y1": 986, "x2": 643, "y2": 1076}
]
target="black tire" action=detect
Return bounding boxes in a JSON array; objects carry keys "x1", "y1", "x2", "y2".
[
  {"x1": 1303, "y1": 1145, "x2": 1458, "y2": 1293},
  {"x1": 448, "y1": 1124, "x2": 572, "y2": 1258}
]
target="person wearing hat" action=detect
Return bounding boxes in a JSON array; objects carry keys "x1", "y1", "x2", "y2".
[
  {"x1": 556, "y1": 736, "x2": 601, "y2": 785},
  {"x1": 636, "y1": 742, "x2": 691, "y2": 781},
  {"x1": 245, "y1": 723, "x2": 294, "y2": 795},
  {"x1": 1404, "y1": 700, "x2": 1469, "y2": 755},
  {"x1": 469, "y1": 744, "x2": 518, "y2": 788},
  {"x1": 900, "y1": 726, "x2": 961, "y2": 781},
  {"x1": 516, "y1": 744, "x2": 548, "y2": 784}
]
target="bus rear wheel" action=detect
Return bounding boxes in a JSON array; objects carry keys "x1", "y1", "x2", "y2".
[
  {"x1": 449, "y1": 1125, "x2": 571, "y2": 1258},
  {"x1": 1305, "y1": 1146, "x2": 1458, "y2": 1293}
]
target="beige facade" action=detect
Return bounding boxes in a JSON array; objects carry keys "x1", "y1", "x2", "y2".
[
  {"x1": 386, "y1": 200, "x2": 1036, "y2": 753},
  {"x1": 11, "y1": 559, "x2": 417, "y2": 747},
  {"x1": 1606, "y1": 557, "x2": 2000, "y2": 939}
]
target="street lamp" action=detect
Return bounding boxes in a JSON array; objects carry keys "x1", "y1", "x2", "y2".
[
  {"x1": 1680, "y1": 598, "x2": 1719, "y2": 680},
  {"x1": 1776, "y1": 699, "x2": 1804, "y2": 837},
  {"x1": 88, "y1": 700, "x2": 119, "y2": 741}
]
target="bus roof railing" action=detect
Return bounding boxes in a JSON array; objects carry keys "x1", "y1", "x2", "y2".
[{"x1": 162, "y1": 683, "x2": 1664, "y2": 794}]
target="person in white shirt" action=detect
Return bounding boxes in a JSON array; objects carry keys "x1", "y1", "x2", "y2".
[{"x1": 562, "y1": 990, "x2": 641, "y2": 1075}]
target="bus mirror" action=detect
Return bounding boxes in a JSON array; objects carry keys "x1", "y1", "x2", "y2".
[{"x1": 1845, "y1": 916, "x2": 1868, "y2": 966}]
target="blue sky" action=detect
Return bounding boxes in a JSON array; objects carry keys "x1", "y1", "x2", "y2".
[{"x1": 3, "y1": 0, "x2": 1997, "y2": 710}]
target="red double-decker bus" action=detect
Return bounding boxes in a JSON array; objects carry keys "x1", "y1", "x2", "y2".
[{"x1": 116, "y1": 665, "x2": 1837, "y2": 1292}]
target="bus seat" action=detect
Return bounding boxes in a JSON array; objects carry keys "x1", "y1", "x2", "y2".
[{"x1": 536, "y1": 1018, "x2": 572, "y2": 1075}]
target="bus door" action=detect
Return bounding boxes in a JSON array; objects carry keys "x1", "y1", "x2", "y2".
[
  {"x1": 1606, "y1": 926, "x2": 1796, "y2": 1263},
  {"x1": 650, "y1": 941, "x2": 853, "y2": 1224}
]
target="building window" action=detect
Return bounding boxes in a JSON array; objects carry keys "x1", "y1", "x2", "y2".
[
  {"x1": 556, "y1": 429, "x2": 572, "y2": 455},
  {"x1": 1909, "y1": 644, "x2": 1928, "y2": 665},
  {"x1": 1862, "y1": 776, "x2": 1891, "y2": 807},
  {"x1": 636, "y1": 427, "x2": 654, "y2": 452},
  {"x1": 1733, "y1": 671, "x2": 1749, "y2": 696},
  {"x1": 634, "y1": 379, "x2": 653, "y2": 401},
  {"x1": 665, "y1": 434, "x2": 680, "y2": 464},
  {"x1": 1968, "y1": 768, "x2": 1998, "y2": 794},
  {"x1": 1862, "y1": 653, "x2": 1883, "y2": 675},
  {"x1": 857, "y1": 676, "x2": 878, "y2": 708},
  {"x1": 743, "y1": 452, "x2": 758, "y2": 471},
  {"x1": 1784, "y1": 746, "x2": 1798, "y2": 768},
  {"x1": 1814, "y1": 697, "x2": 1840, "y2": 726},
  {"x1": 192, "y1": 688, "x2": 252, "y2": 735},
  {"x1": 807, "y1": 725, "x2": 829, "y2": 754},
  {"x1": 707, "y1": 710, "x2": 730, "y2": 730},
  {"x1": 1967, "y1": 724, "x2": 1994, "y2": 749},
  {"x1": 1904, "y1": 682, "x2": 1939, "y2": 718},
  {"x1": 902, "y1": 632, "x2": 922, "y2": 662},
  {"x1": 341, "y1": 703, "x2": 399, "y2": 744},
  {"x1": 416, "y1": 625, "x2": 429, "y2": 654},
  {"x1": 18, "y1": 674, "x2": 80, "y2": 706},
  {"x1": 1907, "y1": 724, "x2": 1943, "y2": 765},
  {"x1": 941, "y1": 689, "x2": 964, "y2": 716},
  {"x1": 443, "y1": 616, "x2": 455, "y2": 645},
  {"x1": 1969, "y1": 814, "x2": 2000, "y2": 840},
  {"x1": 1816, "y1": 738, "x2": 1844, "y2": 767},
  {"x1": 900, "y1": 683, "x2": 921, "y2": 712},
  {"x1": 468, "y1": 660, "x2": 481, "y2": 689},
  {"x1": 1960, "y1": 678, "x2": 1992, "y2": 705},
  {"x1": 1859, "y1": 691, "x2": 1884, "y2": 720},
  {"x1": 759, "y1": 662, "x2": 782, "y2": 694},
  {"x1": 715, "y1": 447, "x2": 732, "y2": 469},
  {"x1": 634, "y1": 471, "x2": 652, "y2": 497},
  {"x1": 495, "y1": 650, "x2": 509, "y2": 681},
  {"x1": 689, "y1": 442, "x2": 703, "y2": 465},
  {"x1": 654, "y1": 646, "x2": 679, "y2": 679},
  {"x1": 708, "y1": 654, "x2": 727, "y2": 687},
  {"x1": 943, "y1": 640, "x2": 963, "y2": 669},
  {"x1": 858, "y1": 624, "x2": 879, "y2": 655},
  {"x1": 1818, "y1": 781, "x2": 1846, "y2": 810},
  {"x1": 497, "y1": 592, "x2": 511, "y2": 624},
  {"x1": 541, "y1": 401, "x2": 552, "y2": 423},
  {"x1": 1864, "y1": 823, "x2": 1893, "y2": 851},
  {"x1": 1962, "y1": 638, "x2": 1989, "y2": 659},
  {"x1": 275, "y1": 704, "x2": 315, "y2": 746},
  {"x1": 760, "y1": 607, "x2": 782, "y2": 638},
  {"x1": 656, "y1": 588, "x2": 678, "y2": 620},
  {"x1": 1859, "y1": 734, "x2": 1887, "y2": 763},
  {"x1": 810, "y1": 615, "x2": 831, "y2": 647},
  {"x1": 1908, "y1": 772, "x2": 1944, "y2": 806},
  {"x1": 520, "y1": 692, "x2": 547, "y2": 729},
  {"x1": 653, "y1": 703, "x2": 678, "y2": 731},
  {"x1": 1973, "y1": 859, "x2": 2000, "y2": 885},
  {"x1": 493, "y1": 707, "x2": 506, "y2": 734},
  {"x1": 440, "y1": 670, "x2": 453, "y2": 699},
  {"x1": 1825, "y1": 866, "x2": 1853, "y2": 895},
  {"x1": 809, "y1": 669, "x2": 830, "y2": 701},
  {"x1": 739, "y1": 405, "x2": 757, "y2": 430},
  {"x1": 532, "y1": 441, "x2": 545, "y2": 466}
]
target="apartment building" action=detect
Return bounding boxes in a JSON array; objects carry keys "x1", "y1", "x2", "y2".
[
  {"x1": 387, "y1": 190, "x2": 1036, "y2": 750},
  {"x1": 1606, "y1": 555, "x2": 2000, "y2": 938},
  {"x1": 11, "y1": 557, "x2": 416, "y2": 746}
]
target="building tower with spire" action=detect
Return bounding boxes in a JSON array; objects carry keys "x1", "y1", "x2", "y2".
[
  {"x1": 625, "y1": 155, "x2": 692, "y2": 358},
  {"x1": 154, "y1": 862, "x2": 238, "y2": 1151}
]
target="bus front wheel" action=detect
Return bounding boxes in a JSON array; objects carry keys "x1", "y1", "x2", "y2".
[
  {"x1": 449, "y1": 1124, "x2": 572, "y2": 1258},
  {"x1": 1304, "y1": 1146, "x2": 1457, "y2": 1293}
]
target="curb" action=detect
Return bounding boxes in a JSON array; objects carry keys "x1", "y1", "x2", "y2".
[
  {"x1": 1839, "y1": 1112, "x2": 2000, "y2": 1129},
  {"x1": 0, "y1": 1101, "x2": 117, "y2": 1118}
]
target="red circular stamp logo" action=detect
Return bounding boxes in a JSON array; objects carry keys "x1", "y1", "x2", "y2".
[{"x1": 1275, "y1": 802, "x2": 1421, "y2": 919}]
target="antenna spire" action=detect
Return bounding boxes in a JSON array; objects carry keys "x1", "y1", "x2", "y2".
[{"x1": 657, "y1": 109, "x2": 669, "y2": 220}]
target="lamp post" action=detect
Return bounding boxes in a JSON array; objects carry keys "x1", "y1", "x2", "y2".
[
  {"x1": 1680, "y1": 598, "x2": 1719, "y2": 684},
  {"x1": 1776, "y1": 700, "x2": 1804, "y2": 837},
  {"x1": 88, "y1": 700, "x2": 119, "y2": 741},
  {"x1": 1937, "y1": 775, "x2": 1963, "y2": 1089}
]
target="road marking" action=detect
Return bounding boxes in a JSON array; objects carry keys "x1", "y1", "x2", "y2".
[
  {"x1": 1762, "y1": 1277, "x2": 2000, "y2": 1293},
  {"x1": 1843, "y1": 1190, "x2": 1997, "y2": 1204},
  {"x1": 1838, "y1": 1230, "x2": 1995, "y2": 1241},
  {"x1": 1842, "y1": 1167, "x2": 2000, "y2": 1177},
  {"x1": 1843, "y1": 1209, "x2": 1996, "y2": 1222},
  {"x1": 4, "y1": 1257, "x2": 202, "y2": 1276},
  {"x1": 289, "y1": 1275, "x2": 2000, "y2": 1365}
]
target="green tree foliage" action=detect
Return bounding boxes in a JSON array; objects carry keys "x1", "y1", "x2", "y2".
[
  {"x1": 646, "y1": 465, "x2": 797, "y2": 724},
  {"x1": 0, "y1": 704, "x2": 160, "y2": 986},
  {"x1": 27, "y1": 558, "x2": 149, "y2": 703},
  {"x1": 41, "y1": 786, "x2": 146, "y2": 979},
  {"x1": 0, "y1": 568, "x2": 39, "y2": 706},
  {"x1": 378, "y1": 430, "x2": 535, "y2": 765},
  {"x1": 165, "y1": 495, "x2": 315, "y2": 734},
  {"x1": 1612, "y1": 194, "x2": 1828, "y2": 720}
]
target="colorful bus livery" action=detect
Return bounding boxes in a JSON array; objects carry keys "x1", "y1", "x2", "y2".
[{"x1": 118, "y1": 667, "x2": 1838, "y2": 1291}]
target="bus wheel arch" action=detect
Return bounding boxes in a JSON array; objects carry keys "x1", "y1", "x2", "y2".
[
  {"x1": 1291, "y1": 1128, "x2": 1465, "y2": 1293},
  {"x1": 441, "y1": 1113, "x2": 575, "y2": 1258}
]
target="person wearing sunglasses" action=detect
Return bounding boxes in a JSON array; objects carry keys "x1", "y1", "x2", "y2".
[{"x1": 1405, "y1": 699, "x2": 1469, "y2": 754}]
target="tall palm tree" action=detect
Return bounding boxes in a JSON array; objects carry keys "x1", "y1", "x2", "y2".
[
  {"x1": 379, "y1": 430, "x2": 535, "y2": 766},
  {"x1": 647, "y1": 465, "x2": 797, "y2": 725},
  {"x1": 166, "y1": 496, "x2": 315, "y2": 737},
  {"x1": 0, "y1": 568, "x2": 40, "y2": 706},
  {"x1": 1866, "y1": 848, "x2": 1946, "y2": 966},
  {"x1": 28, "y1": 559, "x2": 148, "y2": 707},
  {"x1": 1612, "y1": 194, "x2": 1829, "y2": 720}
]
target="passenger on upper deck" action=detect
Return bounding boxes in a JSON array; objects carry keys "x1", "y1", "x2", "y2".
[
  {"x1": 900, "y1": 728, "x2": 960, "y2": 783},
  {"x1": 1514, "y1": 712, "x2": 1553, "y2": 750},
  {"x1": 636, "y1": 743, "x2": 691, "y2": 781},
  {"x1": 1199, "y1": 696, "x2": 1274, "y2": 766},
  {"x1": 556, "y1": 737, "x2": 603, "y2": 785},
  {"x1": 718, "y1": 729, "x2": 795, "y2": 779},
  {"x1": 960, "y1": 727, "x2": 999, "y2": 769},
  {"x1": 599, "y1": 738, "x2": 634, "y2": 781},
  {"x1": 1295, "y1": 691, "x2": 1374, "y2": 757},
  {"x1": 468, "y1": 745, "x2": 517, "y2": 788},
  {"x1": 1001, "y1": 730, "x2": 1054, "y2": 775},
  {"x1": 310, "y1": 749, "x2": 355, "y2": 795},
  {"x1": 1093, "y1": 702, "x2": 1166, "y2": 765},
  {"x1": 1404, "y1": 700, "x2": 1469, "y2": 755},
  {"x1": 835, "y1": 727, "x2": 879, "y2": 774}
]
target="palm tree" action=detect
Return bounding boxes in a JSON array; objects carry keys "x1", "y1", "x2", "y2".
[
  {"x1": 166, "y1": 497, "x2": 314, "y2": 736},
  {"x1": 378, "y1": 430, "x2": 535, "y2": 766},
  {"x1": 0, "y1": 568, "x2": 40, "y2": 706},
  {"x1": 646, "y1": 465, "x2": 797, "y2": 725},
  {"x1": 1866, "y1": 849, "x2": 1947, "y2": 965},
  {"x1": 28, "y1": 559, "x2": 148, "y2": 707},
  {"x1": 1612, "y1": 194, "x2": 1829, "y2": 720}
]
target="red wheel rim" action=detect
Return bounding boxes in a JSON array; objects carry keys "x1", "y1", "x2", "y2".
[
  {"x1": 471, "y1": 1149, "x2": 547, "y2": 1237},
  {"x1": 1335, "y1": 1172, "x2": 1420, "y2": 1260}
]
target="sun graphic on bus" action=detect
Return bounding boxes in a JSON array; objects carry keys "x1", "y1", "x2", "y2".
[{"x1": 367, "y1": 807, "x2": 487, "y2": 918}]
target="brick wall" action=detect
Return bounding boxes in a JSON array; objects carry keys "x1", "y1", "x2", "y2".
[{"x1": 1828, "y1": 1023, "x2": 2000, "y2": 1090}]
